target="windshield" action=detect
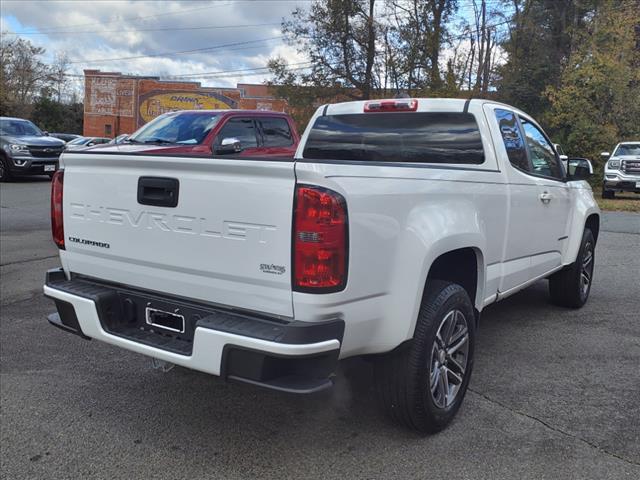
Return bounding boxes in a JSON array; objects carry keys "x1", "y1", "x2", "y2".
[
  {"x1": 129, "y1": 112, "x2": 219, "y2": 144},
  {"x1": 0, "y1": 119, "x2": 42, "y2": 137},
  {"x1": 613, "y1": 143, "x2": 640, "y2": 156},
  {"x1": 67, "y1": 137, "x2": 89, "y2": 145}
]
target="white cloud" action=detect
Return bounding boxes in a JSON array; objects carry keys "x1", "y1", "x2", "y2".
[{"x1": 1, "y1": 0, "x2": 310, "y2": 88}]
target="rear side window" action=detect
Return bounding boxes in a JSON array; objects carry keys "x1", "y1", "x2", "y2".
[
  {"x1": 302, "y1": 112, "x2": 485, "y2": 164},
  {"x1": 495, "y1": 109, "x2": 529, "y2": 171},
  {"x1": 217, "y1": 118, "x2": 258, "y2": 148},
  {"x1": 260, "y1": 118, "x2": 293, "y2": 147}
]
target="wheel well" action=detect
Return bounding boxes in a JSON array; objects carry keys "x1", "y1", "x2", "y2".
[
  {"x1": 585, "y1": 214, "x2": 600, "y2": 243},
  {"x1": 426, "y1": 248, "x2": 479, "y2": 307}
]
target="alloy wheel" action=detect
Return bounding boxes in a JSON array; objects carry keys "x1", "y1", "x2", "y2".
[
  {"x1": 581, "y1": 241, "x2": 594, "y2": 299},
  {"x1": 429, "y1": 309, "x2": 470, "y2": 409}
]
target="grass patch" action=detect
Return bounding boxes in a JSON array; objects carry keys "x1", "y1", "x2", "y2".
[{"x1": 593, "y1": 188, "x2": 640, "y2": 212}]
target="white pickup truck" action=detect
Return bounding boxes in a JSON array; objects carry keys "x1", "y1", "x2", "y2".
[{"x1": 44, "y1": 98, "x2": 600, "y2": 433}]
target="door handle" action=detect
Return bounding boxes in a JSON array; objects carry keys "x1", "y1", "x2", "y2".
[{"x1": 539, "y1": 191, "x2": 552, "y2": 204}]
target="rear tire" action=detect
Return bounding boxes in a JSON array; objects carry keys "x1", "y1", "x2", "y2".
[
  {"x1": 374, "y1": 280, "x2": 475, "y2": 434},
  {"x1": 549, "y1": 228, "x2": 595, "y2": 308}
]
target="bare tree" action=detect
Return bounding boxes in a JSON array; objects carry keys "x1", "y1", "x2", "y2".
[
  {"x1": 387, "y1": 0, "x2": 457, "y2": 92},
  {"x1": 279, "y1": 0, "x2": 380, "y2": 99},
  {"x1": 0, "y1": 35, "x2": 56, "y2": 116}
]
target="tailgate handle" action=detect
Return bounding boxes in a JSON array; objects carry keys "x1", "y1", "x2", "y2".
[{"x1": 137, "y1": 177, "x2": 179, "y2": 208}]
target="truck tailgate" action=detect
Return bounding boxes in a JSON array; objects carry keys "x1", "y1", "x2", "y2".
[{"x1": 61, "y1": 153, "x2": 295, "y2": 317}]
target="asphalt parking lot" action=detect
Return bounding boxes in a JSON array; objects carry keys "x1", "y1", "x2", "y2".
[{"x1": 1, "y1": 178, "x2": 639, "y2": 479}]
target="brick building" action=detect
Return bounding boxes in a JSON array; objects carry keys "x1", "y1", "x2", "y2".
[{"x1": 83, "y1": 70, "x2": 289, "y2": 138}]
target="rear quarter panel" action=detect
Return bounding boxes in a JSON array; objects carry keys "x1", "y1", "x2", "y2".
[
  {"x1": 293, "y1": 101, "x2": 508, "y2": 356},
  {"x1": 293, "y1": 163, "x2": 508, "y2": 357}
]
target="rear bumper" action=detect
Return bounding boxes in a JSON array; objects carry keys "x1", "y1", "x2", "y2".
[{"x1": 44, "y1": 268, "x2": 343, "y2": 393}]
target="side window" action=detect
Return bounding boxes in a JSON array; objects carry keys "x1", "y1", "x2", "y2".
[
  {"x1": 260, "y1": 118, "x2": 293, "y2": 147},
  {"x1": 216, "y1": 118, "x2": 258, "y2": 148},
  {"x1": 495, "y1": 109, "x2": 529, "y2": 171},
  {"x1": 520, "y1": 118, "x2": 563, "y2": 179}
]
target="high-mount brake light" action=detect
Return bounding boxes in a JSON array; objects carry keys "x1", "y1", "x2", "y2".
[
  {"x1": 51, "y1": 170, "x2": 65, "y2": 249},
  {"x1": 364, "y1": 99, "x2": 418, "y2": 112},
  {"x1": 293, "y1": 185, "x2": 348, "y2": 292}
]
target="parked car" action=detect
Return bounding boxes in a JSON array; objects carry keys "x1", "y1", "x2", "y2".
[
  {"x1": 601, "y1": 142, "x2": 640, "y2": 198},
  {"x1": 108, "y1": 134, "x2": 129, "y2": 145},
  {"x1": 92, "y1": 109, "x2": 299, "y2": 158},
  {"x1": 44, "y1": 98, "x2": 599, "y2": 434},
  {"x1": 49, "y1": 133, "x2": 82, "y2": 143},
  {"x1": 64, "y1": 136, "x2": 111, "y2": 151},
  {"x1": 0, "y1": 117, "x2": 65, "y2": 181}
]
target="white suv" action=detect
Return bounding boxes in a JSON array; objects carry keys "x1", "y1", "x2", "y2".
[{"x1": 601, "y1": 142, "x2": 640, "y2": 198}]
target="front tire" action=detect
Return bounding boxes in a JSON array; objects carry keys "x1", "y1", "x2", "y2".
[
  {"x1": 601, "y1": 187, "x2": 614, "y2": 199},
  {"x1": 374, "y1": 280, "x2": 475, "y2": 434},
  {"x1": 0, "y1": 156, "x2": 12, "y2": 182},
  {"x1": 549, "y1": 228, "x2": 595, "y2": 308}
]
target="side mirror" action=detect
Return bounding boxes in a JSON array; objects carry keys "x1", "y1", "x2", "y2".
[
  {"x1": 43, "y1": 131, "x2": 50, "y2": 136},
  {"x1": 600, "y1": 152, "x2": 610, "y2": 158},
  {"x1": 567, "y1": 158, "x2": 593, "y2": 181},
  {"x1": 215, "y1": 137, "x2": 242, "y2": 155}
]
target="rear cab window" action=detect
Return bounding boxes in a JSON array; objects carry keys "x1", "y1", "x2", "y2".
[{"x1": 302, "y1": 112, "x2": 485, "y2": 165}]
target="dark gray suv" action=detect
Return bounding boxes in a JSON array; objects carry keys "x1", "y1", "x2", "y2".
[{"x1": 0, "y1": 117, "x2": 66, "y2": 181}]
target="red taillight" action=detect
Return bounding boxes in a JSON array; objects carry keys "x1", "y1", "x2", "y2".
[
  {"x1": 51, "y1": 170, "x2": 65, "y2": 249},
  {"x1": 364, "y1": 99, "x2": 418, "y2": 112},
  {"x1": 293, "y1": 185, "x2": 348, "y2": 292}
]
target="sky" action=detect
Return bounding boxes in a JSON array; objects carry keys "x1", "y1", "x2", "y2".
[{"x1": 0, "y1": 0, "x2": 510, "y2": 91}]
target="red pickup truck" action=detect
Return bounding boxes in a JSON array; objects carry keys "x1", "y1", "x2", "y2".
[{"x1": 90, "y1": 110, "x2": 300, "y2": 157}]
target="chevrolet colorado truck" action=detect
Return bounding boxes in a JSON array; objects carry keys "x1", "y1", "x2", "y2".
[
  {"x1": 601, "y1": 142, "x2": 640, "y2": 198},
  {"x1": 1, "y1": 117, "x2": 65, "y2": 181},
  {"x1": 44, "y1": 98, "x2": 600, "y2": 433}
]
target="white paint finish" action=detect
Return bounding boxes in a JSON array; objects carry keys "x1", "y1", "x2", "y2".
[
  {"x1": 55, "y1": 98, "x2": 600, "y2": 362},
  {"x1": 43, "y1": 286, "x2": 340, "y2": 376},
  {"x1": 563, "y1": 182, "x2": 601, "y2": 265},
  {"x1": 482, "y1": 103, "x2": 573, "y2": 291},
  {"x1": 293, "y1": 104, "x2": 509, "y2": 355},
  {"x1": 61, "y1": 153, "x2": 296, "y2": 317}
]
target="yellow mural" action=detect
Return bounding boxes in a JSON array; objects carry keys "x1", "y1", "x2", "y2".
[{"x1": 138, "y1": 92, "x2": 234, "y2": 124}]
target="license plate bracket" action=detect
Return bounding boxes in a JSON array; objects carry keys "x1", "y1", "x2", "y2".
[{"x1": 145, "y1": 307, "x2": 185, "y2": 333}]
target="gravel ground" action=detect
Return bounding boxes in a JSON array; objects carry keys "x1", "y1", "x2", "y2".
[{"x1": 1, "y1": 178, "x2": 639, "y2": 479}]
